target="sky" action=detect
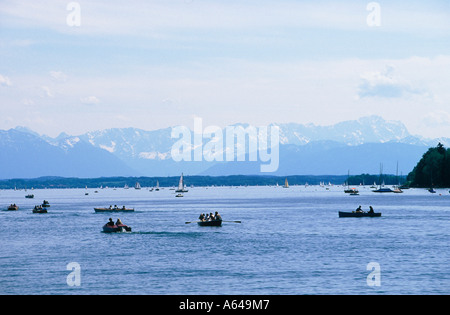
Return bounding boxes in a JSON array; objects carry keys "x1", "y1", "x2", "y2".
[{"x1": 1, "y1": 0, "x2": 450, "y2": 138}]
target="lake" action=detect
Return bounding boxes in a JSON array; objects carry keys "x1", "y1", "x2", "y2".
[{"x1": 0, "y1": 185, "x2": 449, "y2": 295}]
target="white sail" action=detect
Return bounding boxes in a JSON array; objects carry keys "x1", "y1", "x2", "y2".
[
  {"x1": 176, "y1": 173, "x2": 188, "y2": 192},
  {"x1": 135, "y1": 182, "x2": 141, "y2": 190}
]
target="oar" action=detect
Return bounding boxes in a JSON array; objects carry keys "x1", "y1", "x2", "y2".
[
  {"x1": 222, "y1": 220, "x2": 241, "y2": 223},
  {"x1": 185, "y1": 221, "x2": 199, "y2": 224}
]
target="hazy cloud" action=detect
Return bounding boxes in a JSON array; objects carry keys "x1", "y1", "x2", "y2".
[
  {"x1": 80, "y1": 96, "x2": 100, "y2": 105},
  {"x1": 357, "y1": 66, "x2": 423, "y2": 99},
  {"x1": 0, "y1": 74, "x2": 12, "y2": 87}
]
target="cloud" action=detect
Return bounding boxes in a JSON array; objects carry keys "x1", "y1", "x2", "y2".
[
  {"x1": 41, "y1": 86, "x2": 54, "y2": 98},
  {"x1": 357, "y1": 65, "x2": 423, "y2": 99},
  {"x1": 422, "y1": 110, "x2": 450, "y2": 127},
  {"x1": 80, "y1": 96, "x2": 100, "y2": 105},
  {"x1": 0, "y1": 74, "x2": 12, "y2": 87},
  {"x1": 50, "y1": 71, "x2": 68, "y2": 82}
]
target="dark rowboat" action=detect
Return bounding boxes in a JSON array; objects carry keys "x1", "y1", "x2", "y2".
[
  {"x1": 197, "y1": 220, "x2": 222, "y2": 227},
  {"x1": 32, "y1": 206, "x2": 47, "y2": 213},
  {"x1": 102, "y1": 224, "x2": 132, "y2": 233},
  {"x1": 94, "y1": 207, "x2": 135, "y2": 213},
  {"x1": 339, "y1": 211, "x2": 381, "y2": 218}
]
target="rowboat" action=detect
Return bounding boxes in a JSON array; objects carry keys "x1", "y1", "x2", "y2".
[
  {"x1": 338, "y1": 211, "x2": 381, "y2": 218},
  {"x1": 94, "y1": 207, "x2": 134, "y2": 213},
  {"x1": 197, "y1": 220, "x2": 222, "y2": 227},
  {"x1": 7, "y1": 204, "x2": 19, "y2": 211},
  {"x1": 102, "y1": 224, "x2": 132, "y2": 233},
  {"x1": 32, "y1": 206, "x2": 47, "y2": 213}
]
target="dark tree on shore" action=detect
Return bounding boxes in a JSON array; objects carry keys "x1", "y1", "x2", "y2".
[{"x1": 407, "y1": 143, "x2": 450, "y2": 188}]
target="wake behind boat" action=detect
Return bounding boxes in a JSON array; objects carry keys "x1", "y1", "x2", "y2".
[{"x1": 94, "y1": 205, "x2": 135, "y2": 213}]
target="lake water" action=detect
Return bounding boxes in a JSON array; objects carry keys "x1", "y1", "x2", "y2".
[{"x1": 0, "y1": 185, "x2": 449, "y2": 295}]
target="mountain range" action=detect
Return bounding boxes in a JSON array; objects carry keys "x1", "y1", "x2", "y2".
[{"x1": 0, "y1": 116, "x2": 446, "y2": 179}]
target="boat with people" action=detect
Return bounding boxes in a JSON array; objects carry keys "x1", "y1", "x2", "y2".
[
  {"x1": 94, "y1": 205, "x2": 135, "y2": 213},
  {"x1": 102, "y1": 218, "x2": 132, "y2": 233},
  {"x1": 339, "y1": 211, "x2": 381, "y2": 217},
  {"x1": 196, "y1": 212, "x2": 223, "y2": 226},
  {"x1": 42, "y1": 200, "x2": 50, "y2": 207},
  {"x1": 32, "y1": 205, "x2": 47, "y2": 213},
  {"x1": 25, "y1": 194, "x2": 34, "y2": 199},
  {"x1": 7, "y1": 204, "x2": 19, "y2": 211},
  {"x1": 339, "y1": 206, "x2": 381, "y2": 217},
  {"x1": 198, "y1": 220, "x2": 222, "y2": 227}
]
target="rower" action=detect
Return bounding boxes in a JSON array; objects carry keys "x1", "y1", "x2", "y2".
[
  {"x1": 355, "y1": 205, "x2": 363, "y2": 213},
  {"x1": 368, "y1": 206, "x2": 374, "y2": 214},
  {"x1": 215, "y1": 211, "x2": 222, "y2": 221},
  {"x1": 106, "y1": 218, "x2": 114, "y2": 226}
]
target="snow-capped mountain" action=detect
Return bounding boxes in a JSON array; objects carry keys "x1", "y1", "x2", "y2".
[{"x1": 1, "y1": 115, "x2": 447, "y2": 178}]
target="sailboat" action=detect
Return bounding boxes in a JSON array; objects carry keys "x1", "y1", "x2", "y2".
[
  {"x1": 392, "y1": 162, "x2": 403, "y2": 193},
  {"x1": 155, "y1": 180, "x2": 160, "y2": 191},
  {"x1": 283, "y1": 177, "x2": 289, "y2": 188},
  {"x1": 175, "y1": 173, "x2": 189, "y2": 193},
  {"x1": 372, "y1": 164, "x2": 393, "y2": 193},
  {"x1": 134, "y1": 182, "x2": 141, "y2": 190},
  {"x1": 344, "y1": 170, "x2": 359, "y2": 194}
]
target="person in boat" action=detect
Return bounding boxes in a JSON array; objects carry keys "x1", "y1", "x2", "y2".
[
  {"x1": 199, "y1": 213, "x2": 205, "y2": 221},
  {"x1": 355, "y1": 205, "x2": 363, "y2": 213},
  {"x1": 209, "y1": 212, "x2": 214, "y2": 221},
  {"x1": 122, "y1": 206, "x2": 126, "y2": 210},
  {"x1": 116, "y1": 218, "x2": 123, "y2": 226},
  {"x1": 205, "y1": 213, "x2": 210, "y2": 221},
  {"x1": 368, "y1": 206, "x2": 374, "y2": 214},
  {"x1": 214, "y1": 211, "x2": 222, "y2": 221},
  {"x1": 106, "y1": 218, "x2": 115, "y2": 226},
  {"x1": 109, "y1": 205, "x2": 112, "y2": 209}
]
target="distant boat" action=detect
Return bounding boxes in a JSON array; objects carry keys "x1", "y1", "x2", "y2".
[
  {"x1": 25, "y1": 194, "x2": 34, "y2": 199},
  {"x1": 155, "y1": 180, "x2": 160, "y2": 191},
  {"x1": 124, "y1": 184, "x2": 129, "y2": 189},
  {"x1": 428, "y1": 188, "x2": 436, "y2": 193},
  {"x1": 175, "y1": 173, "x2": 189, "y2": 193},
  {"x1": 94, "y1": 206, "x2": 135, "y2": 213},
  {"x1": 135, "y1": 182, "x2": 141, "y2": 190},
  {"x1": 283, "y1": 178, "x2": 289, "y2": 188},
  {"x1": 344, "y1": 170, "x2": 359, "y2": 194},
  {"x1": 32, "y1": 205, "x2": 47, "y2": 213},
  {"x1": 372, "y1": 163, "x2": 393, "y2": 193},
  {"x1": 175, "y1": 193, "x2": 183, "y2": 197},
  {"x1": 7, "y1": 204, "x2": 19, "y2": 211}
]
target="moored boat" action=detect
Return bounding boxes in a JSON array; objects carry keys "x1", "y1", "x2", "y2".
[
  {"x1": 338, "y1": 211, "x2": 381, "y2": 218},
  {"x1": 102, "y1": 224, "x2": 132, "y2": 233},
  {"x1": 197, "y1": 220, "x2": 222, "y2": 227}
]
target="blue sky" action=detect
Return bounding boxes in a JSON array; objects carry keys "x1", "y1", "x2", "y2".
[{"x1": 1, "y1": 0, "x2": 450, "y2": 137}]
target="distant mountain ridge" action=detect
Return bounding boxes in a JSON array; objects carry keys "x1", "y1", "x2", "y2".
[{"x1": 1, "y1": 116, "x2": 447, "y2": 178}]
